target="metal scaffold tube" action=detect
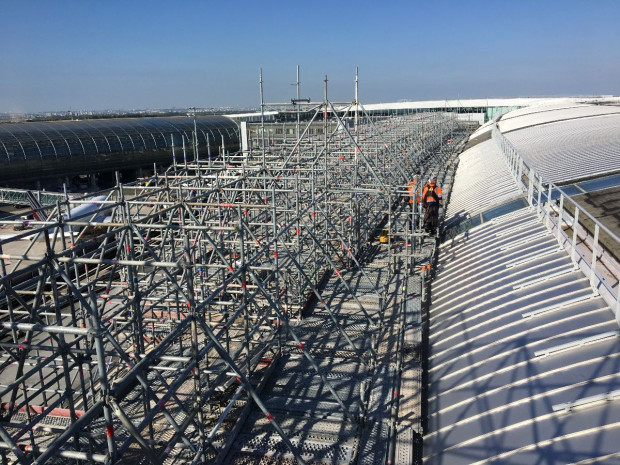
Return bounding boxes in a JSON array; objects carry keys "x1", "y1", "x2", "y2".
[{"x1": 0, "y1": 71, "x2": 471, "y2": 464}]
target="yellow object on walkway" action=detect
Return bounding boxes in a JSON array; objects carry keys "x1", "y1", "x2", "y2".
[{"x1": 379, "y1": 229, "x2": 389, "y2": 243}]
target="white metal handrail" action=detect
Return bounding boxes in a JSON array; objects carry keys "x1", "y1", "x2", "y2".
[
  {"x1": 0, "y1": 187, "x2": 68, "y2": 206},
  {"x1": 492, "y1": 124, "x2": 620, "y2": 325}
]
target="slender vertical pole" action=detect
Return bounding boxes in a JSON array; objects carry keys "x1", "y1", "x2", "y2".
[
  {"x1": 259, "y1": 68, "x2": 266, "y2": 168},
  {"x1": 353, "y1": 67, "x2": 360, "y2": 260},
  {"x1": 237, "y1": 205, "x2": 251, "y2": 379},
  {"x1": 221, "y1": 135, "x2": 226, "y2": 166},
  {"x1": 323, "y1": 75, "x2": 329, "y2": 247},
  {"x1": 571, "y1": 208, "x2": 580, "y2": 267},
  {"x1": 296, "y1": 65, "x2": 301, "y2": 141},
  {"x1": 546, "y1": 184, "x2": 552, "y2": 230},
  {"x1": 590, "y1": 224, "x2": 600, "y2": 294},
  {"x1": 207, "y1": 134, "x2": 212, "y2": 166},
  {"x1": 354, "y1": 67, "x2": 359, "y2": 136},
  {"x1": 192, "y1": 108, "x2": 199, "y2": 163},
  {"x1": 171, "y1": 135, "x2": 177, "y2": 167},
  {"x1": 89, "y1": 292, "x2": 117, "y2": 461},
  {"x1": 556, "y1": 194, "x2": 565, "y2": 247}
]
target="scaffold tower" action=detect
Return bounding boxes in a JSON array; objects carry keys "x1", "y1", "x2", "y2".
[{"x1": 0, "y1": 74, "x2": 471, "y2": 464}]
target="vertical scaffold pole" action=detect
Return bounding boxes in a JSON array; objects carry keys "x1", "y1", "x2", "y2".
[{"x1": 259, "y1": 68, "x2": 266, "y2": 168}]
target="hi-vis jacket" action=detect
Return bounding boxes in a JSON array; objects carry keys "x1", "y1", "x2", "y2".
[
  {"x1": 407, "y1": 179, "x2": 420, "y2": 205},
  {"x1": 422, "y1": 183, "x2": 442, "y2": 206}
]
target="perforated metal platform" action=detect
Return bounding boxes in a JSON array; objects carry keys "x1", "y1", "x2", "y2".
[
  {"x1": 222, "y1": 252, "x2": 393, "y2": 464},
  {"x1": 218, "y1": 157, "x2": 447, "y2": 464}
]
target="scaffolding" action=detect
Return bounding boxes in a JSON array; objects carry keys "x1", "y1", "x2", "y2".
[{"x1": 0, "y1": 76, "x2": 470, "y2": 464}]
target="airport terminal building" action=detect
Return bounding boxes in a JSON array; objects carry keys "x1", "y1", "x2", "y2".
[{"x1": 0, "y1": 116, "x2": 239, "y2": 188}]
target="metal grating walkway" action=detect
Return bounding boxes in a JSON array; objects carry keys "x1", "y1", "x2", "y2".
[
  {"x1": 221, "y1": 140, "x2": 458, "y2": 464},
  {"x1": 222, "y1": 221, "x2": 435, "y2": 465}
]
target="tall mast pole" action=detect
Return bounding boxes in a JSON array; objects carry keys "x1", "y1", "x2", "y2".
[
  {"x1": 259, "y1": 68, "x2": 266, "y2": 168},
  {"x1": 296, "y1": 65, "x2": 301, "y2": 141},
  {"x1": 355, "y1": 67, "x2": 359, "y2": 139}
]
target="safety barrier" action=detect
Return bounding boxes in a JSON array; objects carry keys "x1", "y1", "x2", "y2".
[
  {"x1": 492, "y1": 124, "x2": 620, "y2": 324},
  {"x1": 0, "y1": 188, "x2": 68, "y2": 206}
]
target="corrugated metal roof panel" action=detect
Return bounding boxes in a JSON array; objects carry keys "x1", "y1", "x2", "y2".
[
  {"x1": 363, "y1": 97, "x2": 620, "y2": 113},
  {"x1": 426, "y1": 404, "x2": 620, "y2": 465},
  {"x1": 499, "y1": 102, "x2": 586, "y2": 122},
  {"x1": 498, "y1": 105, "x2": 620, "y2": 133},
  {"x1": 424, "y1": 206, "x2": 620, "y2": 464},
  {"x1": 505, "y1": 113, "x2": 620, "y2": 183},
  {"x1": 468, "y1": 122, "x2": 493, "y2": 140},
  {"x1": 446, "y1": 139, "x2": 523, "y2": 221}
]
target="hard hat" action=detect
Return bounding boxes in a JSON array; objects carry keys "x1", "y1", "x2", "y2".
[{"x1": 429, "y1": 175, "x2": 437, "y2": 182}]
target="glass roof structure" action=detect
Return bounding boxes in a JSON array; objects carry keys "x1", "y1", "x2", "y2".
[{"x1": 0, "y1": 116, "x2": 239, "y2": 162}]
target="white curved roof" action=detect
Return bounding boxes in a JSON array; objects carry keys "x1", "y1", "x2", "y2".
[
  {"x1": 468, "y1": 120, "x2": 494, "y2": 140},
  {"x1": 498, "y1": 101, "x2": 585, "y2": 121},
  {"x1": 425, "y1": 207, "x2": 620, "y2": 464},
  {"x1": 426, "y1": 108, "x2": 620, "y2": 463},
  {"x1": 498, "y1": 104, "x2": 620, "y2": 133},
  {"x1": 362, "y1": 96, "x2": 620, "y2": 112},
  {"x1": 446, "y1": 138, "x2": 522, "y2": 221},
  {"x1": 503, "y1": 109, "x2": 620, "y2": 183}
]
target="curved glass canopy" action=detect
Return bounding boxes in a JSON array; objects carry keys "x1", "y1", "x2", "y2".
[{"x1": 0, "y1": 116, "x2": 239, "y2": 162}]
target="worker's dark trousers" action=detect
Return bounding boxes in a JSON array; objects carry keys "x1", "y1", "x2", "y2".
[{"x1": 423, "y1": 203, "x2": 439, "y2": 233}]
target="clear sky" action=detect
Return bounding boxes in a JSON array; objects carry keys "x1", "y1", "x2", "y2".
[{"x1": 2, "y1": 0, "x2": 619, "y2": 113}]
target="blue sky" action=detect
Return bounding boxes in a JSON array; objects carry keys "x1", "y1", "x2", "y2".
[{"x1": 2, "y1": 0, "x2": 619, "y2": 113}]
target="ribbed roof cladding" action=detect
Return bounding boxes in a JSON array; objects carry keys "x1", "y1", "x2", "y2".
[
  {"x1": 498, "y1": 104, "x2": 620, "y2": 134},
  {"x1": 424, "y1": 207, "x2": 620, "y2": 465},
  {"x1": 498, "y1": 102, "x2": 585, "y2": 122},
  {"x1": 467, "y1": 120, "x2": 494, "y2": 140},
  {"x1": 505, "y1": 112, "x2": 620, "y2": 183},
  {"x1": 445, "y1": 138, "x2": 522, "y2": 221},
  {"x1": 426, "y1": 102, "x2": 620, "y2": 464}
]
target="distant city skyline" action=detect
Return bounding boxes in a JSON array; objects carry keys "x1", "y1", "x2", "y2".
[{"x1": 2, "y1": 0, "x2": 619, "y2": 113}]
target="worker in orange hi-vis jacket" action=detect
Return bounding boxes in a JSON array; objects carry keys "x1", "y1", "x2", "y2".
[
  {"x1": 406, "y1": 170, "x2": 422, "y2": 205},
  {"x1": 421, "y1": 175, "x2": 443, "y2": 235}
]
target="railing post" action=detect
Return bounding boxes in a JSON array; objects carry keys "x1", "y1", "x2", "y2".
[
  {"x1": 571, "y1": 207, "x2": 580, "y2": 268},
  {"x1": 556, "y1": 194, "x2": 565, "y2": 248},
  {"x1": 536, "y1": 175, "x2": 543, "y2": 218},
  {"x1": 590, "y1": 223, "x2": 600, "y2": 295},
  {"x1": 512, "y1": 148, "x2": 518, "y2": 177},
  {"x1": 493, "y1": 118, "x2": 620, "y2": 325},
  {"x1": 527, "y1": 168, "x2": 534, "y2": 207},
  {"x1": 615, "y1": 288, "x2": 620, "y2": 325},
  {"x1": 546, "y1": 184, "x2": 552, "y2": 230}
]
